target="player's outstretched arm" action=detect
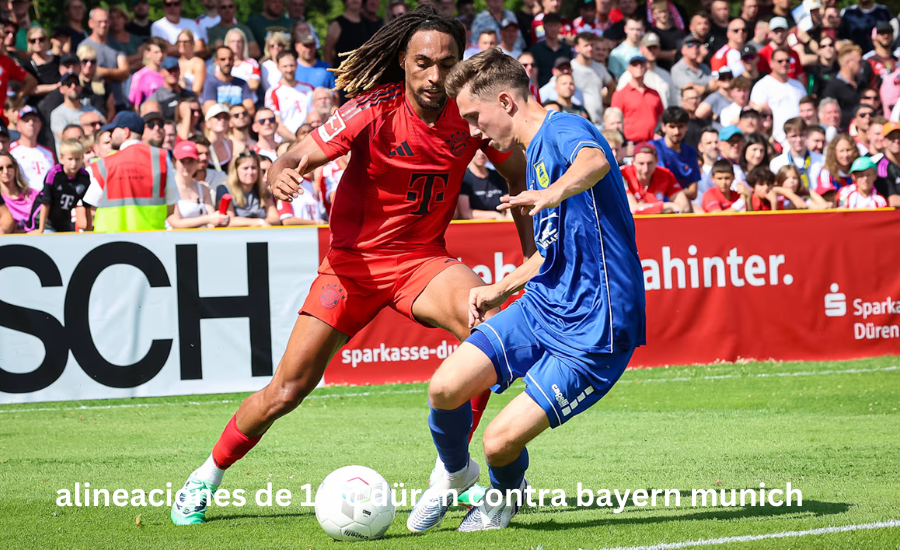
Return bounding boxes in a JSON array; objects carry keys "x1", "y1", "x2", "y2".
[
  {"x1": 469, "y1": 252, "x2": 544, "y2": 327},
  {"x1": 499, "y1": 147, "x2": 611, "y2": 217},
  {"x1": 268, "y1": 135, "x2": 331, "y2": 202}
]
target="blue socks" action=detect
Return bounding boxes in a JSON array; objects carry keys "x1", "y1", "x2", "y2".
[
  {"x1": 489, "y1": 447, "x2": 529, "y2": 492},
  {"x1": 429, "y1": 402, "x2": 472, "y2": 474}
]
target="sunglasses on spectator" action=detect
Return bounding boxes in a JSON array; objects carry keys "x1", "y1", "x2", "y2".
[
  {"x1": 256, "y1": 117, "x2": 276, "y2": 124},
  {"x1": 232, "y1": 110, "x2": 248, "y2": 117},
  {"x1": 238, "y1": 150, "x2": 259, "y2": 159},
  {"x1": 862, "y1": 94, "x2": 878, "y2": 100},
  {"x1": 81, "y1": 58, "x2": 96, "y2": 64},
  {"x1": 730, "y1": 27, "x2": 747, "y2": 33},
  {"x1": 220, "y1": 3, "x2": 235, "y2": 8},
  {"x1": 773, "y1": 58, "x2": 791, "y2": 64},
  {"x1": 164, "y1": 1, "x2": 181, "y2": 7},
  {"x1": 30, "y1": 37, "x2": 47, "y2": 44},
  {"x1": 0, "y1": 164, "x2": 14, "y2": 171},
  {"x1": 145, "y1": 121, "x2": 164, "y2": 129},
  {"x1": 178, "y1": 39, "x2": 192, "y2": 45},
  {"x1": 857, "y1": 112, "x2": 873, "y2": 118}
]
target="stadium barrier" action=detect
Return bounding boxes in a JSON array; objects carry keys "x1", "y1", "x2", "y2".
[{"x1": 1, "y1": 210, "x2": 898, "y2": 404}]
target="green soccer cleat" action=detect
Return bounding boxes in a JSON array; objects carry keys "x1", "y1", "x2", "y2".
[
  {"x1": 458, "y1": 483, "x2": 486, "y2": 507},
  {"x1": 171, "y1": 476, "x2": 218, "y2": 525}
]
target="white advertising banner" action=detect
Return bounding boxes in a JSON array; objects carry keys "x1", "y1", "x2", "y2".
[{"x1": 0, "y1": 228, "x2": 321, "y2": 404}]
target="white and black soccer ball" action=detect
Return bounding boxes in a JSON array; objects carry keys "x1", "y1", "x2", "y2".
[{"x1": 315, "y1": 465, "x2": 395, "y2": 541}]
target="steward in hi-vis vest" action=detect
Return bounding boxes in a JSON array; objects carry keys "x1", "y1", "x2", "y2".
[{"x1": 83, "y1": 112, "x2": 181, "y2": 232}]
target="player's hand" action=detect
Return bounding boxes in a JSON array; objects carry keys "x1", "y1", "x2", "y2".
[
  {"x1": 271, "y1": 155, "x2": 310, "y2": 202},
  {"x1": 498, "y1": 188, "x2": 563, "y2": 216},
  {"x1": 468, "y1": 284, "x2": 508, "y2": 328}
]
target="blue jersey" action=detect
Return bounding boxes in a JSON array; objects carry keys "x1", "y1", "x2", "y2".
[{"x1": 519, "y1": 111, "x2": 646, "y2": 354}]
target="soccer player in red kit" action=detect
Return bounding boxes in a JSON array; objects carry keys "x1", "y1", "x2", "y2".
[{"x1": 171, "y1": 5, "x2": 532, "y2": 525}]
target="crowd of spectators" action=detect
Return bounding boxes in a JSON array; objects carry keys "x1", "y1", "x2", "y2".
[{"x1": 0, "y1": 0, "x2": 897, "y2": 235}]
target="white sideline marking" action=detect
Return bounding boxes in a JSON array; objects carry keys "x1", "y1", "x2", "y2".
[
  {"x1": 0, "y1": 389, "x2": 424, "y2": 414},
  {"x1": 596, "y1": 519, "x2": 900, "y2": 550},
  {"x1": 0, "y1": 365, "x2": 895, "y2": 414},
  {"x1": 619, "y1": 366, "x2": 898, "y2": 384}
]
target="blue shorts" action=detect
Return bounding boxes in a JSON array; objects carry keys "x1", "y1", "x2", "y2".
[{"x1": 468, "y1": 303, "x2": 634, "y2": 429}]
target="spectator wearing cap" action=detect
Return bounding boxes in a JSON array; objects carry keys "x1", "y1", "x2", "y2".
[
  {"x1": 79, "y1": 8, "x2": 130, "y2": 113},
  {"x1": 717, "y1": 125, "x2": 746, "y2": 178},
  {"x1": 128, "y1": 37, "x2": 169, "y2": 108},
  {"x1": 822, "y1": 44, "x2": 865, "y2": 131},
  {"x1": 571, "y1": 32, "x2": 614, "y2": 128},
  {"x1": 739, "y1": 45, "x2": 760, "y2": 82},
  {"x1": 672, "y1": 35, "x2": 716, "y2": 100},
  {"x1": 539, "y1": 58, "x2": 585, "y2": 107},
  {"x1": 838, "y1": 156, "x2": 889, "y2": 208},
  {"x1": 875, "y1": 121, "x2": 900, "y2": 207},
  {"x1": 750, "y1": 47, "x2": 807, "y2": 144},
  {"x1": 294, "y1": 27, "x2": 335, "y2": 90},
  {"x1": 82, "y1": 111, "x2": 181, "y2": 232},
  {"x1": 464, "y1": 29, "x2": 498, "y2": 60},
  {"x1": 24, "y1": 27, "x2": 61, "y2": 107},
  {"x1": 648, "y1": 1, "x2": 684, "y2": 72},
  {"x1": 608, "y1": 16, "x2": 644, "y2": 78},
  {"x1": 247, "y1": 0, "x2": 294, "y2": 52},
  {"x1": 50, "y1": 72, "x2": 100, "y2": 151},
  {"x1": 141, "y1": 111, "x2": 166, "y2": 148},
  {"x1": 204, "y1": 104, "x2": 234, "y2": 172},
  {"x1": 499, "y1": 19, "x2": 523, "y2": 59},
  {"x1": 737, "y1": 108, "x2": 761, "y2": 136},
  {"x1": 770, "y1": 117, "x2": 825, "y2": 191},
  {"x1": 471, "y1": 0, "x2": 525, "y2": 54},
  {"x1": 165, "y1": 140, "x2": 229, "y2": 229},
  {"x1": 11, "y1": 106, "x2": 58, "y2": 190},
  {"x1": 652, "y1": 106, "x2": 701, "y2": 202},
  {"x1": 719, "y1": 76, "x2": 754, "y2": 127},
  {"x1": 208, "y1": 0, "x2": 259, "y2": 58},
  {"x1": 201, "y1": 46, "x2": 255, "y2": 117},
  {"x1": 616, "y1": 32, "x2": 678, "y2": 108},
  {"x1": 55, "y1": 0, "x2": 89, "y2": 50},
  {"x1": 75, "y1": 45, "x2": 114, "y2": 120},
  {"x1": 151, "y1": 0, "x2": 207, "y2": 57},
  {"x1": 611, "y1": 55, "x2": 664, "y2": 142},
  {"x1": 531, "y1": 13, "x2": 573, "y2": 87},
  {"x1": 622, "y1": 141, "x2": 691, "y2": 214},
  {"x1": 757, "y1": 17, "x2": 806, "y2": 83},
  {"x1": 839, "y1": 0, "x2": 892, "y2": 55},
  {"x1": 125, "y1": 0, "x2": 152, "y2": 38},
  {"x1": 147, "y1": 57, "x2": 197, "y2": 120},
  {"x1": 863, "y1": 21, "x2": 898, "y2": 89},
  {"x1": 711, "y1": 18, "x2": 749, "y2": 78},
  {"x1": 792, "y1": 0, "x2": 820, "y2": 38}
]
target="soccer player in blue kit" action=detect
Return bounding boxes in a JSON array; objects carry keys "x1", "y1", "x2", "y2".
[{"x1": 407, "y1": 48, "x2": 647, "y2": 533}]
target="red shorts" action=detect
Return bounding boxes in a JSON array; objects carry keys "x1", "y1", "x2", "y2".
[{"x1": 300, "y1": 247, "x2": 463, "y2": 337}]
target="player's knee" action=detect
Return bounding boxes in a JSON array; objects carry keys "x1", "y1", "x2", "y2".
[
  {"x1": 266, "y1": 376, "x2": 318, "y2": 417},
  {"x1": 482, "y1": 425, "x2": 518, "y2": 466},
  {"x1": 428, "y1": 369, "x2": 467, "y2": 410}
]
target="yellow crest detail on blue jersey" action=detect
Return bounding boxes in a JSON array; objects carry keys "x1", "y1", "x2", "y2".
[{"x1": 535, "y1": 160, "x2": 550, "y2": 188}]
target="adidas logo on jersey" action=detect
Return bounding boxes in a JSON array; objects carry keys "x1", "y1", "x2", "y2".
[{"x1": 389, "y1": 141, "x2": 414, "y2": 157}]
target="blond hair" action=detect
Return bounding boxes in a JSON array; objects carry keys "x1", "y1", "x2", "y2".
[
  {"x1": 225, "y1": 151, "x2": 269, "y2": 209},
  {"x1": 76, "y1": 44, "x2": 97, "y2": 60},
  {"x1": 59, "y1": 138, "x2": 85, "y2": 157}
]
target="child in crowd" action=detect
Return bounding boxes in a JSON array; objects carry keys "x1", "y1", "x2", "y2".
[
  {"x1": 702, "y1": 159, "x2": 750, "y2": 213},
  {"x1": 33, "y1": 139, "x2": 90, "y2": 233}
]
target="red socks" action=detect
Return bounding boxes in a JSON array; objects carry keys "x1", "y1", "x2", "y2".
[
  {"x1": 468, "y1": 389, "x2": 492, "y2": 443},
  {"x1": 212, "y1": 415, "x2": 263, "y2": 469}
]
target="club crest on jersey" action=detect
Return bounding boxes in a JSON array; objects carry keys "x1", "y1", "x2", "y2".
[
  {"x1": 320, "y1": 283, "x2": 346, "y2": 309},
  {"x1": 534, "y1": 160, "x2": 550, "y2": 188},
  {"x1": 445, "y1": 130, "x2": 468, "y2": 156}
]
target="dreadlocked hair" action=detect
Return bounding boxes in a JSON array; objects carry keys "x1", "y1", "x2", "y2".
[{"x1": 332, "y1": 4, "x2": 466, "y2": 98}]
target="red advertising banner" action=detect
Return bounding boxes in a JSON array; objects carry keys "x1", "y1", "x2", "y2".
[{"x1": 323, "y1": 210, "x2": 900, "y2": 385}]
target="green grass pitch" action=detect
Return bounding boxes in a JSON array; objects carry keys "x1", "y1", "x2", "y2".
[{"x1": 1, "y1": 356, "x2": 899, "y2": 549}]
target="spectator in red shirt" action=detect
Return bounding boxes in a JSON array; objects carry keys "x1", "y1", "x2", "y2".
[
  {"x1": 621, "y1": 141, "x2": 692, "y2": 214},
  {"x1": 611, "y1": 55, "x2": 664, "y2": 142},
  {"x1": 0, "y1": 48, "x2": 36, "y2": 124},
  {"x1": 703, "y1": 158, "x2": 751, "y2": 212},
  {"x1": 746, "y1": 165, "x2": 806, "y2": 211},
  {"x1": 757, "y1": 17, "x2": 806, "y2": 82}
]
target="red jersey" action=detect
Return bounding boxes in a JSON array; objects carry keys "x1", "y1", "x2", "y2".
[
  {"x1": 531, "y1": 13, "x2": 574, "y2": 43},
  {"x1": 0, "y1": 55, "x2": 27, "y2": 124},
  {"x1": 702, "y1": 186, "x2": 745, "y2": 212},
  {"x1": 311, "y1": 82, "x2": 509, "y2": 252},
  {"x1": 621, "y1": 164, "x2": 682, "y2": 203},
  {"x1": 757, "y1": 44, "x2": 805, "y2": 82}
]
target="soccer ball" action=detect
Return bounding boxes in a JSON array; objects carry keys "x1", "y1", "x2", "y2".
[{"x1": 315, "y1": 465, "x2": 395, "y2": 541}]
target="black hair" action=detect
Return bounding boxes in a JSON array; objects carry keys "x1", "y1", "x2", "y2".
[
  {"x1": 661, "y1": 106, "x2": 689, "y2": 125},
  {"x1": 746, "y1": 166, "x2": 776, "y2": 187},
  {"x1": 712, "y1": 159, "x2": 735, "y2": 176},
  {"x1": 740, "y1": 132, "x2": 771, "y2": 173}
]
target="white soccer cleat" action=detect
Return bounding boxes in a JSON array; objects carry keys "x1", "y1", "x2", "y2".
[
  {"x1": 457, "y1": 478, "x2": 528, "y2": 532},
  {"x1": 407, "y1": 457, "x2": 481, "y2": 533}
]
